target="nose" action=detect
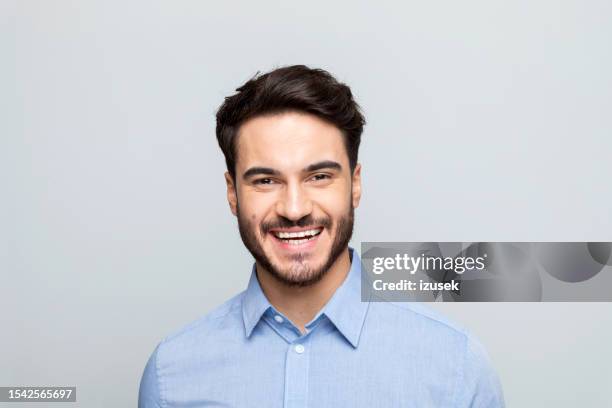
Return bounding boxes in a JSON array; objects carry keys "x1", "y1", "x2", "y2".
[{"x1": 275, "y1": 182, "x2": 313, "y2": 221}]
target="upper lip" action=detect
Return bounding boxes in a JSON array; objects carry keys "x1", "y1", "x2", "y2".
[{"x1": 269, "y1": 226, "x2": 323, "y2": 233}]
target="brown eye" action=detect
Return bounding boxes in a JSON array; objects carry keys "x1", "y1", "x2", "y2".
[
  {"x1": 311, "y1": 174, "x2": 330, "y2": 182},
  {"x1": 254, "y1": 178, "x2": 275, "y2": 185}
]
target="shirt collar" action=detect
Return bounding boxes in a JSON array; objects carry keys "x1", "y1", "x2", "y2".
[
  {"x1": 317, "y1": 247, "x2": 371, "y2": 348},
  {"x1": 242, "y1": 263, "x2": 272, "y2": 338},
  {"x1": 241, "y1": 247, "x2": 371, "y2": 348}
]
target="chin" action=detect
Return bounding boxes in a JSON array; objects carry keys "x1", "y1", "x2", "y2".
[{"x1": 267, "y1": 251, "x2": 330, "y2": 286}]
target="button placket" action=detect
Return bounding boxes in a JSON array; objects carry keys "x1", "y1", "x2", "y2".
[{"x1": 283, "y1": 336, "x2": 311, "y2": 408}]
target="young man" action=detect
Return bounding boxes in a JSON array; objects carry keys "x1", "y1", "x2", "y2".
[{"x1": 139, "y1": 65, "x2": 505, "y2": 407}]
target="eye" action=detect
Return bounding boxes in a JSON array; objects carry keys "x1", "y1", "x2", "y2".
[
  {"x1": 311, "y1": 173, "x2": 331, "y2": 182},
  {"x1": 253, "y1": 177, "x2": 275, "y2": 185}
]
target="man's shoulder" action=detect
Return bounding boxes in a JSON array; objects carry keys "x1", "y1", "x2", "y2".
[
  {"x1": 368, "y1": 301, "x2": 497, "y2": 376},
  {"x1": 371, "y1": 300, "x2": 472, "y2": 341},
  {"x1": 157, "y1": 291, "x2": 246, "y2": 354},
  {"x1": 369, "y1": 301, "x2": 505, "y2": 405}
]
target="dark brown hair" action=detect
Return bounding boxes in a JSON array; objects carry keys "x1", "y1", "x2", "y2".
[{"x1": 215, "y1": 65, "x2": 366, "y2": 180}]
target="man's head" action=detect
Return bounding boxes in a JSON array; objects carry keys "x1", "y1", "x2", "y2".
[{"x1": 216, "y1": 65, "x2": 365, "y2": 287}]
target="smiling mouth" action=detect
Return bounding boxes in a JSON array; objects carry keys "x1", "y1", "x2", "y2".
[{"x1": 270, "y1": 227, "x2": 323, "y2": 245}]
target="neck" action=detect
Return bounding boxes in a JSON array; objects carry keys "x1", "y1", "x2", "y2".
[{"x1": 256, "y1": 248, "x2": 352, "y2": 334}]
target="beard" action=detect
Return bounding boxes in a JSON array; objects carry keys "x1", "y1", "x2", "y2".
[{"x1": 236, "y1": 203, "x2": 355, "y2": 288}]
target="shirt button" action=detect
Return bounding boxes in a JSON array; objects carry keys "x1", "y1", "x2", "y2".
[
  {"x1": 294, "y1": 344, "x2": 305, "y2": 354},
  {"x1": 274, "y1": 315, "x2": 284, "y2": 324}
]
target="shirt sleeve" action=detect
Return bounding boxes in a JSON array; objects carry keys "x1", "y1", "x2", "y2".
[
  {"x1": 454, "y1": 334, "x2": 505, "y2": 408},
  {"x1": 138, "y1": 344, "x2": 163, "y2": 408}
]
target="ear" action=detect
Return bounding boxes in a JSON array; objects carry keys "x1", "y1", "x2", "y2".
[
  {"x1": 224, "y1": 171, "x2": 238, "y2": 216},
  {"x1": 351, "y1": 163, "x2": 362, "y2": 209}
]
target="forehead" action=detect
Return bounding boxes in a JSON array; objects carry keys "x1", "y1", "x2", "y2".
[{"x1": 235, "y1": 111, "x2": 348, "y2": 172}]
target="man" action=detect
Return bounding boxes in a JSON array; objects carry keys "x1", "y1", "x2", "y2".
[{"x1": 139, "y1": 65, "x2": 505, "y2": 407}]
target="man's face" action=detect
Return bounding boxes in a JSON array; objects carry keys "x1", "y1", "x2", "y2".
[{"x1": 225, "y1": 111, "x2": 362, "y2": 287}]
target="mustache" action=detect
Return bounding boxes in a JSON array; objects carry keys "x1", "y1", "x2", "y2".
[{"x1": 260, "y1": 215, "x2": 332, "y2": 235}]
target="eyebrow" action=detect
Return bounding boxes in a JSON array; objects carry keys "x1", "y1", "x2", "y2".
[
  {"x1": 304, "y1": 160, "x2": 342, "y2": 173},
  {"x1": 242, "y1": 167, "x2": 281, "y2": 180},
  {"x1": 242, "y1": 160, "x2": 343, "y2": 180}
]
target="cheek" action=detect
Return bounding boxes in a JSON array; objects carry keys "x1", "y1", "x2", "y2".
[
  {"x1": 236, "y1": 199, "x2": 262, "y2": 228},
  {"x1": 316, "y1": 189, "x2": 352, "y2": 216},
  {"x1": 242, "y1": 190, "x2": 277, "y2": 211}
]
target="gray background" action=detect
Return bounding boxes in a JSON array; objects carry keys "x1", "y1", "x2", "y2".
[{"x1": 2, "y1": 1, "x2": 611, "y2": 407}]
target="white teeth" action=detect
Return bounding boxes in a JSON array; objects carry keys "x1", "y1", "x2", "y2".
[
  {"x1": 273, "y1": 228, "x2": 322, "y2": 239},
  {"x1": 280, "y1": 237, "x2": 316, "y2": 245}
]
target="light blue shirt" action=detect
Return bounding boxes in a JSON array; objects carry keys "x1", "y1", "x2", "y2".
[{"x1": 139, "y1": 248, "x2": 504, "y2": 407}]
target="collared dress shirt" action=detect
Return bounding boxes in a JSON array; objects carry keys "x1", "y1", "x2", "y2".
[{"x1": 139, "y1": 248, "x2": 505, "y2": 407}]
